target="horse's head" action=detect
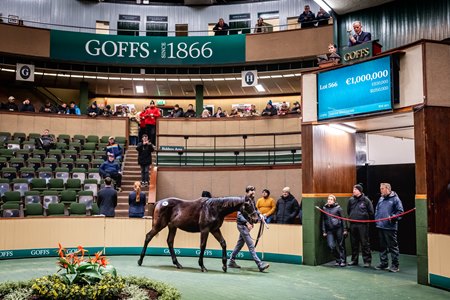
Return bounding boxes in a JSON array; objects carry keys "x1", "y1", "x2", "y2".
[{"x1": 241, "y1": 187, "x2": 259, "y2": 223}]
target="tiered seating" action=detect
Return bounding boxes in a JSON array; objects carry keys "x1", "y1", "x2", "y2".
[{"x1": 0, "y1": 132, "x2": 127, "y2": 217}]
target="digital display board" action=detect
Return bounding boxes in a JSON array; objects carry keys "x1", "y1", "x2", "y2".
[{"x1": 317, "y1": 56, "x2": 394, "y2": 121}]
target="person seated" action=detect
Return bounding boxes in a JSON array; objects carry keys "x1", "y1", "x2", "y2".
[
  {"x1": 254, "y1": 17, "x2": 269, "y2": 33},
  {"x1": 87, "y1": 102, "x2": 100, "y2": 117},
  {"x1": 57, "y1": 102, "x2": 68, "y2": 114},
  {"x1": 244, "y1": 104, "x2": 260, "y2": 117},
  {"x1": 228, "y1": 107, "x2": 243, "y2": 118},
  {"x1": 170, "y1": 104, "x2": 184, "y2": 118},
  {"x1": 261, "y1": 100, "x2": 278, "y2": 116},
  {"x1": 39, "y1": 100, "x2": 57, "y2": 113},
  {"x1": 3, "y1": 96, "x2": 18, "y2": 112},
  {"x1": 102, "y1": 105, "x2": 113, "y2": 117},
  {"x1": 184, "y1": 104, "x2": 197, "y2": 118},
  {"x1": 327, "y1": 43, "x2": 341, "y2": 60},
  {"x1": 105, "y1": 136, "x2": 123, "y2": 161},
  {"x1": 20, "y1": 98, "x2": 35, "y2": 112},
  {"x1": 201, "y1": 109, "x2": 211, "y2": 118},
  {"x1": 316, "y1": 7, "x2": 331, "y2": 26},
  {"x1": 99, "y1": 153, "x2": 122, "y2": 192},
  {"x1": 67, "y1": 101, "x2": 81, "y2": 115},
  {"x1": 348, "y1": 20, "x2": 371, "y2": 47},
  {"x1": 114, "y1": 105, "x2": 127, "y2": 117},
  {"x1": 278, "y1": 102, "x2": 290, "y2": 116},
  {"x1": 213, "y1": 18, "x2": 229, "y2": 36},
  {"x1": 298, "y1": 5, "x2": 316, "y2": 28},
  {"x1": 213, "y1": 107, "x2": 226, "y2": 118},
  {"x1": 290, "y1": 101, "x2": 302, "y2": 114},
  {"x1": 256, "y1": 189, "x2": 276, "y2": 224},
  {"x1": 37, "y1": 129, "x2": 56, "y2": 154}
]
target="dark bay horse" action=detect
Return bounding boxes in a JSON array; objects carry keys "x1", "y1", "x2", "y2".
[{"x1": 138, "y1": 196, "x2": 259, "y2": 272}]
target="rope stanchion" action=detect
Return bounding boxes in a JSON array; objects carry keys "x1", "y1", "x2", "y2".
[{"x1": 315, "y1": 206, "x2": 416, "y2": 223}]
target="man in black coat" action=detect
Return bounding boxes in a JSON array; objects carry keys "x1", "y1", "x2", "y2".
[
  {"x1": 275, "y1": 187, "x2": 300, "y2": 224},
  {"x1": 97, "y1": 177, "x2": 118, "y2": 217},
  {"x1": 136, "y1": 134, "x2": 154, "y2": 187}
]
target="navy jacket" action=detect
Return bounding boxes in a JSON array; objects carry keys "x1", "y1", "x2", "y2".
[
  {"x1": 129, "y1": 191, "x2": 146, "y2": 217},
  {"x1": 347, "y1": 194, "x2": 374, "y2": 222},
  {"x1": 97, "y1": 186, "x2": 117, "y2": 217},
  {"x1": 375, "y1": 191, "x2": 404, "y2": 230},
  {"x1": 348, "y1": 31, "x2": 372, "y2": 46},
  {"x1": 99, "y1": 160, "x2": 121, "y2": 177},
  {"x1": 321, "y1": 203, "x2": 346, "y2": 233},
  {"x1": 275, "y1": 194, "x2": 300, "y2": 224}
]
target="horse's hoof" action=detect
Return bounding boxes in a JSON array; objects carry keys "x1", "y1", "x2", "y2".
[
  {"x1": 175, "y1": 264, "x2": 183, "y2": 269},
  {"x1": 201, "y1": 267, "x2": 208, "y2": 272},
  {"x1": 222, "y1": 266, "x2": 227, "y2": 273},
  {"x1": 137, "y1": 259, "x2": 142, "y2": 266}
]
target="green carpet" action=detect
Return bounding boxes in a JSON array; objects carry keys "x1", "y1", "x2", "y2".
[{"x1": 0, "y1": 255, "x2": 448, "y2": 299}]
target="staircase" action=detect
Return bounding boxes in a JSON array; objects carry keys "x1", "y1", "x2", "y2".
[{"x1": 116, "y1": 146, "x2": 143, "y2": 217}]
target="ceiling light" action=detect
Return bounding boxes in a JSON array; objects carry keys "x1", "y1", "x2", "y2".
[
  {"x1": 133, "y1": 77, "x2": 145, "y2": 81},
  {"x1": 179, "y1": 78, "x2": 190, "y2": 82},
  {"x1": 255, "y1": 84, "x2": 265, "y2": 92},
  {"x1": 270, "y1": 75, "x2": 283, "y2": 78},
  {"x1": 84, "y1": 75, "x2": 96, "y2": 79},
  {"x1": 294, "y1": 73, "x2": 302, "y2": 77},
  {"x1": 283, "y1": 74, "x2": 295, "y2": 77},
  {"x1": 213, "y1": 78, "x2": 225, "y2": 81},
  {"x1": 313, "y1": 0, "x2": 332, "y2": 12},
  {"x1": 120, "y1": 77, "x2": 133, "y2": 81},
  {"x1": 71, "y1": 74, "x2": 83, "y2": 78},
  {"x1": 190, "y1": 78, "x2": 202, "y2": 81},
  {"x1": 202, "y1": 78, "x2": 214, "y2": 81},
  {"x1": 135, "y1": 85, "x2": 144, "y2": 94},
  {"x1": 168, "y1": 78, "x2": 178, "y2": 81},
  {"x1": 155, "y1": 78, "x2": 167, "y2": 81},
  {"x1": 35, "y1": 72, "x2": 43, "y2": 75},
  {"x1": 144, "y1": 78, "x2": 155, "y2": 81},
  {"x1": 329, "y1": 124, "x2": 356, "y2": 133},
  {"x1": 224, "y1": 77, "x2": 236, "y2": 81},
  {"x1": 1, "y1": 68, "x2": 15, "y2": 72},
  {"x1": 259, "y1": 75, "x2": 271, "y2": 79},
  {"x1": 97, "y1": 76, "x2": 108, "y2": 80},
  {"x1": 108, "y1": 76, "x2": 120, "y2": 80}
]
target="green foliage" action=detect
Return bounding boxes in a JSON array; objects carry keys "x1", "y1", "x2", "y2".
[
  {"x1": 122, "y1": 283, "x2": 149, "y2": 300},
  {"x1": 3, "y1": 287, "x2": 33, "y2": 300},
  {"x1": 123, "y1": 276, "x2": 182, "y2": 300},
  {"x1": 0, "y1": 281, "x2": 32, "y2": 297}
]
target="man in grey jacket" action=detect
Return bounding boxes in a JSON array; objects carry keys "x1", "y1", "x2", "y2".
[{"x1": 375, "y1": 183, "x2": 404, "y2": 273}]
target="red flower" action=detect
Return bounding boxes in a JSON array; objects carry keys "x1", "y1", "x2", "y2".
[{"x1": 57, "y1": 243, "x2": 65, "y2": 258}]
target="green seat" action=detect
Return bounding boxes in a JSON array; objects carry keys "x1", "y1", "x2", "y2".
[
  {"x1": 69, "y1": 202, "x2": 87, "y2": 216},
  {"x1": 44, "y1": 158, "x2": 58, "y2": 171},
  {"x1": 91, "y1": 203, "x2": 100, "y2": 215},
  {"x1": 9, "y1": 157, "x2": 25, "y2": 171},
  {"x1": 86, "y1": 135, "x2": 99, "y2": 144},
  {"x1": 60, "y1": 189, "x2": 77, "y2": 204},
  {"x1": 1, "y1": 167, "x2": 17, "y2": 181},
  {"x1": 71, "y1": 168, "x2": 86, "y2": 183},
  {"x1": 24, "y1": 190, "x2": 41, "y2": 204},
  {"x1": 0, "y1": 149, "x2": 14, "y2": 160},
  {"x1": 91, "y1": 159, "x2": 104, "y2": 169},
  {"x1": 87, "y1": 169, "x2": 101, "y2": 183},
  {"x1": 28, "y1": 133, "x2": 41, "y2": 141},
  {"x1": 2, "y1": 202, "x2": 21, "y2": 217},
  {"x1": 60, "y1": 158, "x2": 74, "y2": 171},
  {"x1": 48, "y1": 149, "x2": 63, "y2": 161},
  {"x1": 55, "y1": 167, "x2": 70, "y2": 183},
  {"x1": 75, "y1": 158, "x2": 90, "y2": 169},
  {"x1": 58, "y1": 134, "x2": 71, "y2": 144},
  {"x1": 47, "y1": 203, "x2": 65, "y2": 216},
  {"x1": 2, "y1": 191, "x2": 21, "y2": 204},
  {"x1": 66, "y1": 178, "x2": 82, "y2": 191},
  {"x1": 42, "y1": 190, "x2": 59, "y2": 209},
  {"x1": 0, "y1": 156, "x2": 8, "y2": 170},
  {"x1": 15, "y1": 149, "x2": 30, "y2": 160},
  {"x1": 115, "y1": 136, "x2": 127, "y2": 146},
  {"x1": 37, "y1": 167, "x2": 53, "y2": 182},
  {"x1": 78, "y1": 190, "x2": 94, "y2": 209},
  {"x1": 19, "y1": 167, "x2": 35, "y2": 180},
  {"x1": 22, "y1": 141, "x2": 36, "y2": 151},
  {"x1": 25, "y1": 203, "x2": 44, "y2": 217},
  {"x1": 32, "y1": 149, "x2": 46, "y2": 161},
  {"x1": 12, "y1": 178, "x2": 29, "y2": 196},
  {"x1": 83, "y1": 142, "x2": 97, "y2": 151},
  {"x1": 30, "y1": 178, "x2": 48, "y2": 191},
  {"x1": 72, "y1": 135, "x2": 85, "y2": 145},
  {"x1": 64, "y1": 149, "x2": 78, "y2": 160},
  {"x1": 55, "y1": 142, "x2": 68, "y2": 150},
  {"x1": 48, "y1": 178, "x2": 65, "y2": 191},
  {"x1": 0, "y1": 178, "x2": 11, "y2": 197},
  {"x1": 27, "y1": 157, "x2": 42, "y2": 171},
  {"x1": 100, "y1": 136, "x2": 110, "y2": 143},
  {"x1": 97, "y1": 142, "x2": 107, "y2": 151},
  {"x1": 94, "y1": 150, "x2": 106, "y2": 160},
  {"x1": 0, "y1": 132, "x2": 11, "y2": 143},
  {"x1": 68, "y1": 142, "x2": 81, "y2": 152},
  {"x1": 79, "y1": 150, "x2": 93, "y2": 161},
  {"x1": 13, "y1": 132, "x2": 26, "y2": 143},
  {"x1": 7, "y1": 141, "x2": 21, "y2": 151}
]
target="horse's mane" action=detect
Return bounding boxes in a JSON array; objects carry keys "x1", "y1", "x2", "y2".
[{"x1": 204, "y1": 197, "x2": 244, "y2": 209}]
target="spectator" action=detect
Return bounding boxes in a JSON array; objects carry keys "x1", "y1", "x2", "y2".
[
  {"x1": 140, "y1": 100, "x2": 160, "y2": 146},
  {"x1": 114, "y1": 105, "x2": 127, "y2": 117},
  {"x1": 348, "y1": 20, "x2": 371, "y2": 47},
  {"x1": 254, "y1": 17, "x2": 269, "y2": 33},
  {"x1": 261, "y1": 100, "x2": 278, "y2": 116},
  {"x1": 170, "y1": 104, "x2": 184, "y2": 118},
  {"x1": 57, "y1": 102, "x2": 68, "y2": 114},
  {"x1": 213, "y1": 107, "x2": 226, "y2": 118},
  {"x1": 105, "y1": 136, "x2": 123, "y2": 160},
  {"x1": 87, "y1": 102, "x2": 100, "y2": 117},
  {"x1": 245, "y1": 104, "x2": 260, "y2": 117},
  {"x1": 99, "y1": 153, "x2": 122, "y2": 192},
  {"x1": 37, "y1": 129, "x2": 56, "y2": 154},
  {"x1": 229, "y1": 107, "x2": 243, "y2": 118},
  {"x1": 277, "y1": 102, "x2": 290, "y2": 116},
  {"x1": 129, "y1": 181, "x2": 147, "y2": 218},
  {"x1": 213, "y1": 18, "x2": 229, "y2": 36},
  {"x1": 298, "y1": 5, "x2": 316, "y2": 28},
  {"x1": 184, "y1": 104, "x2": 197, "y2": 118},
  {"x1": 67, "y1": 101, "x2": 80, "y2": 115},
  {"x1": 375, "y1": 183, "x2": 404, "y2": 273},
  {"x1": 256, "y1": 189, "x2": 276, "y2": 224},
  {"x1": 290, "y1": 101, "x2": 302, "y2": 114},
  {"x1": 201, "y1": 109, "x2": 211, "y2": 118},
  {"x1": 39, "y1": 100, "x2": 57, "y2": 114},
  {"x1": 137, "y1": 106, "x2": 148, "y2": 141},
  {"x1": 128, "y1": 107, "x2": 140, "y2": 146},
  {"x1": 316, "y1": 7, "x2": 331, "y2": 26},
  {"x1": 97, "y1": 176, "x2": 118, "y2": 217},
  {"x1": 321, "y1": 194, "x2": 347, "y2": 267},
  {"x1": 102, "y1": 104, "x2": 113, "y2": 117},
  {"x1": 275, "y1": 187, "x2": 300, "y2": 224},
  {"x1": 136, "y1": 134, "x2": 154, "y2": 187},
  {"x1": 3, "y1": 96, "x2": 18, "y2": 112},
  {"x1": 347, "y1": 183, "x2": 373, "y2": 267},
  {"x1": 228, "y1": 185, "x2": 270, "y2": 272},
  {"x1": 327, "y1": 43, "x2": 341, "y2": 62},
  {"x1": 20, "y1": 98, "x2": 35, "y2": 112}
]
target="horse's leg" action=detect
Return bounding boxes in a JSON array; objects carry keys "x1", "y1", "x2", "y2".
[
  {"x1": 167, "y1": 225, "x2": 183, "y2": 269},
  {"x1": 211, "y1": 229, "x2": 227, "y2": 273},
  {"x1": 198, "y1": 231, "x2": 209, "y2": 272},
  {"x1": 138, "y1": 227, "x2": 160, "y2": 266}
]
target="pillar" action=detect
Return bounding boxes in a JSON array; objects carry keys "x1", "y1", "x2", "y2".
[
  {"x1": 79, "y1": 81, "x2": 89, "y2": 114},
  {"x1": 195, "y1": 84, "x2": 204, "y2": 117}
]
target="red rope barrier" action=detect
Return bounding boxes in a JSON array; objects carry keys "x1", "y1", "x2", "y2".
[{"x1": 315, "y1": 206, "x2": 416, "y2": 223}]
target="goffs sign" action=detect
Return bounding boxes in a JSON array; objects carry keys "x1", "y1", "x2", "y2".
[
  {"x1": 16, "y1": 64, "x2": 35, "y2": 82},
  {"x1": 241, "y1": 70, "x2": 258, "y2": 87}
]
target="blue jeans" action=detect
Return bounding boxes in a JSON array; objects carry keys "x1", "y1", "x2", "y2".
[
  {"x1": 140, "y1": 164, "x2": 150, "y2": 183},
  {"x1": 326, "y1": 229, "x2": 346, "y2": 263},
  {"x1": 265, "y1": 215, "x2": 273, "y2": 224},
  {"x1": 129, "y1": 136, "x2": 138, "y2": 146},
  {"x1": 230, "y1": 224, "x2": 263, "y2": 267}
]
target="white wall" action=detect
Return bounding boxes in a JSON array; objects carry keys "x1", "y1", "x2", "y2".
[{"x1": 366, "y1": 134, "x2": 415, "y2": 165}]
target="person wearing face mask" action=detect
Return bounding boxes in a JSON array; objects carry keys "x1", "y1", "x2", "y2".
[{"x1": 140, "y1": 100, "x2": 161, "y2": 146}]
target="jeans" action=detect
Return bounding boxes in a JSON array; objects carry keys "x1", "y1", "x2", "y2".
[
  {"x1": 378, "y1": 229, "x2": 399, "y2": 267},
  {"x1": 140, "y1": 164, "x2": 150, "y2": 183},
  {"x1": 146, "y1": 124, "x2": 157, "y2": 146},
  {"x1": 326, "y1": 229, "x2": 346, "y2": 263},
  {"x1": 349, "y1": 223, "x2": 371, "y2": 263},
  {"x1": 230, "y1": 224, "x2": 263, "y2": 267},
  {"x1": 265, "y1": 215, "x2": 273, "y2": 224},
  {"x1": 129, "y1": 136, "x2": 138, "y2": 146}
]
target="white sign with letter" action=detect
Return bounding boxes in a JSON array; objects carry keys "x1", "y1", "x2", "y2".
[
  {"x1": 16, "y1": 64, "x2": 35, "y2": 82},
  {"x1": 241, "y1": 70, "x2": 258, "y2": 87}
]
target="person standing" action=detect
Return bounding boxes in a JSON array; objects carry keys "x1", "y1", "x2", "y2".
[
  {"x1": 321, "y1": 194, "x2": 347, "y2": 267},
  {"x1": 254, "y1": 17, "x2": 268, "y2": 33},
  {"x1": 128, "y1": 107, "x2": 140, "y2": 146},
  {"x1": 97, "y1": 177, "x2": 118, "y2": 217},
  {"x1": 348, "y1": 20, "x2": 371, "y2": 47},
  {"x1": 347, "y1": 184, "x2": 373, "y2": 267},
  {"x1": 228, "y1": 185, "x2": 270, "y2": 272},
  {"x1": 129, "y1": 181, "x2": 147, "y2": 218},
  {"x1": 298, "y1": 5, "x2": 316, "y2": 28},
  {"x1": 136, "y1": 134, "x2": 154, "y2": 187},
  {"x1": 275, "y1": 187, "x2": 300, "y2": 224},
  {"x1": 141, "y1": 100, "x2": 160, "y2": 146},
  {"x1": 213, "y1": 18, "x2": 229, "y2": 36},
  {"x1": 256, "y1": 189, "x2": 276, "y2": 224},
  {"x1": 375, "y1": 183, "x2": 404, "y2": 273}
]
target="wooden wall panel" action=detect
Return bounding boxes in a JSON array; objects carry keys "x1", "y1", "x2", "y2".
[
  {"x1": 0, "y1": 24, "x2": 50, "y2": 58},
  {"x1": 414, "y1": 110, "x2": 427, "y2": 195},
  {"x1": 425, "y1": 43, "x2": 450, "y2": 107}
]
